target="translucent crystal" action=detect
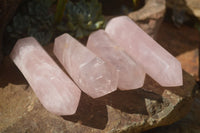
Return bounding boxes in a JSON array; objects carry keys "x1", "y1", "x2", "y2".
[
  {"x1": 10, "y1": 37, "x2": 81, "y2": 115},
  {"x1": 54, "y1": 33, "x2": 118, "y2": 98},
  {"x1": 105, "y1": 16, "x2": 183, "y2": 87},
  {"x1": 87, "y1": 30, "x2": 145, "y2": 90}
]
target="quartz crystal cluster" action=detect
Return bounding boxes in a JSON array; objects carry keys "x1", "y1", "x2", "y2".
[{"x1": 10, "y1": 16, "x2": 183, "y2": 115}]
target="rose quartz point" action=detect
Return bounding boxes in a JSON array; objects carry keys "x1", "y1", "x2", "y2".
[
  {"x1": 54, "y1": 33, "x2": 118, "y2": 98},
  {"x1": 10, "y1": 37, "x2": 81, "y2": 115},
  {"x1": 87, "y1": 30, "x2": 145, "y2": 90},
  {"x1": 105, "y1": 16, "x2": 183, "y2": 87}
]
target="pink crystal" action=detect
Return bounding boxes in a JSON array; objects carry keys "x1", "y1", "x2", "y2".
[
  {"x1": 10, "y1": 37, "x2": 81, "y2": 115},
  {"x1": 54, "y1": 33, "x2": 118, "y2": 98},
  {"x1": 87, "y1": 30, "x2": 145, "y2": 90},
  {"x1": 105, "y1": 16, "x2": 183, "y2": 87}
]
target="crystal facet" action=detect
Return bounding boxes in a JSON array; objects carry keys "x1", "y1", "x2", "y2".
[
  {"x1": 105, "y1": 16, "x2": 183, "y2": 87},
  {"x1": 10, "y1": 37, "x2": 81, "y2": 115},
  {"x1": 54, "y1": 33, "x2": 118, "y2": 98},
  {"x1": 87, "y1": 30, "x2": 145, "y2": 90}
]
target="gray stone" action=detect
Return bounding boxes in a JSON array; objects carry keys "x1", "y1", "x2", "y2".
[{"x1": 143, "y1": 92, "x2": 200, "y2": 133}]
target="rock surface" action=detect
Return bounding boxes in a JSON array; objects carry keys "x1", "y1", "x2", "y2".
[
  {"x1": 156, "y1": 22, "x2": 200, "y2": 81},
  {"x1": 167, "y1": 0, "x2": 200, "y2": 20},
  {"x1": 0, "y1": 55, "x2": 196, "y2": 133},
  {"x1": 143, "y1": 92, "x2": 200, "y2": 133},
  {"x1": 128, "y1": 0, "x2": 166, "y2": 37},
  {"x1": 142, "y1": 21, "x2": 200, "y2": 133},
  {"x1": 177, "y1": 49, "x2": 199, "y2": 81}
]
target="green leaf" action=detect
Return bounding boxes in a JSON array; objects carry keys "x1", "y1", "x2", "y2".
[
  {"x1": 95, "y1": 21, "x2": 104, "y2": 28},
  {"x1": 54, "y1": 0, "x2": 68, "y2": 24}
]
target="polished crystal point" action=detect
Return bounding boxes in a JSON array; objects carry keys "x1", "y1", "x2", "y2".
[
  {"x1": 10, "y1": 37, "x2": 81, "y2": 115},
  {"x1": 87, "y1": 30, "x2": 145, "y2": 90},
  {"x1": 54, "y1": 33, "x2": 118, "y2": 98},
  {"x1": 105, "y1": 16, "x2": 183, "y2": 87}
]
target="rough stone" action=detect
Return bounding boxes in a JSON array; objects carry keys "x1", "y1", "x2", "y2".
[
  {"x1": 186, "y1": 0, "x2": 200, "y2": 20},
  {"x1": 143, "y1": 92, "x2": 200, "y2": 133},
  {"x1": 128, "y1": 0, "x2": 166, "y2": 38},
  {"x1": 156, "y1": 22, "x2": 200, "y2": 82},
  {"x1": 0, "y1": 55, "x2": 196, "y2": 133},
  {"x1": 177, "y1": 48, "x2": 199, "y2": 81},
  {"x1": 167, "y1": 0, "x2": 200, "y2": 20}
]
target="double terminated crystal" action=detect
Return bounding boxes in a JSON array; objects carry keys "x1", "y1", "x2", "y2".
[
  {"x1": 105, "y1": 16, "x2": 183, "y2": 87},
  {"x1": 10, "y1": 37, "x2": 81, "y2": 115},
  {"x1": 87, "y1": 30, "x2": 145, "y2": 90},
  {"x1": 54, "y1": 33, "x2": 118, "y2": 98}
]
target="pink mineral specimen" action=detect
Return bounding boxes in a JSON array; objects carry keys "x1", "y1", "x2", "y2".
[
  {"x1": 10, "y1": 37, "x2": 81, "y2": 115},
  {"x1": 54, "y1": 33, "x2": 118, "y2": 98},
  {"x1": 87, "y1": 30, "x2": 145, "y2": 90},
  {"x1": 105, "y1": 16, "x2": 183, "y2": 87}
]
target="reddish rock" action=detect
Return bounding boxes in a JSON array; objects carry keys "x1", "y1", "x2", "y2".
[
  {"x1": 177, "y1": 49, "x2": 199, "y2": 81},
  {"x1": 156, "y1": 22, "x2": 200, "y2": 81}
]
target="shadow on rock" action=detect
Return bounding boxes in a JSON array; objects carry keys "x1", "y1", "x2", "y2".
[
  {"x1": 62, "y1": 93, "x2": 108, "y2": 130},
  {"x1": 62, "y1": 87, "x2": 164, "y2": 130},
  {"x1": 143, "y1": 71, "x2": 196, "y2": 98},
  {"x1": 0, "y1": 57, "x2": 27, "y2": 88},
  {"x1": 98, "y1": 89, "x2": 163, "y2": 115}
]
